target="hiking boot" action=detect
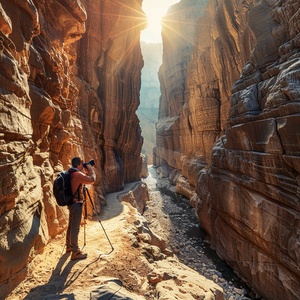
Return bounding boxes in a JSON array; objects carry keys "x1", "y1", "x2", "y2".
[{"x1": 71, "y1": 251, "x2": 87, "y2": 261}]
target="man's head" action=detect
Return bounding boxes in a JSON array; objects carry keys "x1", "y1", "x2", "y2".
[{"x1": 72, "y1": 157, "x2": 83, "y2": 170}]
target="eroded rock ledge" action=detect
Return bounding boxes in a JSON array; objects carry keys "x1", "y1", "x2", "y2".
[{"x1": 155, "y1": 0, "x2": 300, "y2": 299}]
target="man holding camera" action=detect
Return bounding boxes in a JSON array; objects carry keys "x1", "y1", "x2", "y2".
[{"x1": 66, "y1": 157, "x2": 95, "y2": 260}]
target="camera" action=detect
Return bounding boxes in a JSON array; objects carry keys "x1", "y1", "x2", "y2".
[{"x1": 83, "y1": 159, "x2": 95, "y2": 169}]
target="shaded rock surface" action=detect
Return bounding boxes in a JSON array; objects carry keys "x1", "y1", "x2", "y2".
[
  {"x1": 154, "y1": 0, "x2": 300, "y2": 299},
  {"x1": 0, "y1": 0, "x2": 145, "y2": 296}
]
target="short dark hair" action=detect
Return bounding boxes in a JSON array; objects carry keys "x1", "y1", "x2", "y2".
[{"x1": 72, "y1": 157, "x2": 81, "y2": 168}]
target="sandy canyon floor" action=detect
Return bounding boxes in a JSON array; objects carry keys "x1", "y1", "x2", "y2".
[{"x1": 6, "y1": 167, "x2": 260, "y2": 300}]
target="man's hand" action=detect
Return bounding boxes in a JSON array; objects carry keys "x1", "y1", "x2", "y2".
[{"x1": 86, "y1": 163, "x2": 95, "y2": 182}]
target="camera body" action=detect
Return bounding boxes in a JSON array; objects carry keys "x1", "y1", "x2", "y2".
[{"x1": 83, "y1": 159, "x2": 95, "y2": 169}]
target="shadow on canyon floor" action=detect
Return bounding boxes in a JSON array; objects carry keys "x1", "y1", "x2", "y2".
[
  {"x1": 23, "y1": 250, "x2": 102, "y2": 300},
  {"x1": 99, "y1": 186, "x2": 135, "y2": 221}
]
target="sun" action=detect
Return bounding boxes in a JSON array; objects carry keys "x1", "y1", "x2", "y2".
[
  {"x1": 141, "y1": 8, "x2": 164, "y2": 43},
  {"x1": 147, "y1": 10, "x2": 163, "y2": 34},
  {"x1": 141, "y1": 0, "x2": 179, "y2": 43}
]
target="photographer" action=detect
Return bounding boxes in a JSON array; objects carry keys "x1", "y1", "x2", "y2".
[{"x1": 66, "y1": 157, "x2": 95, "y2": 260}]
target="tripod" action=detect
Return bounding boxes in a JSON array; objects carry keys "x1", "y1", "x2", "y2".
[{"x1": 82, "y1": 185, "x2": 114, "y2": 255}]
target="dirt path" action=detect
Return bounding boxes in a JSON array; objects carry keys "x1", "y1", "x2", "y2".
[{"x1": 7, "y1": 183, "x2": 152, "y2": 300}]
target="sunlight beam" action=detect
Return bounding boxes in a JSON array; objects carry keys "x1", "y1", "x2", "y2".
[{"x1": 141, "y1": 0, "x2": 179, "y2": 43}]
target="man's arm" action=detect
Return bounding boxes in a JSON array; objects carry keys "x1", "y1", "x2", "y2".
[{"x1": 75, "y1": 165, "x2": 95, "y2": 185}]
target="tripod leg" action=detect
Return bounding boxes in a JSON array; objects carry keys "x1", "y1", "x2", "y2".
[
  {"x1": 85, "y1": 188, "x2": 114, "y2": 253},
  {"x1": 83, "y1": 187, "x2": 87, "y2": 247}
]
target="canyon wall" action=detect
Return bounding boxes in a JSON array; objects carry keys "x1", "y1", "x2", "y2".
[
  {"x1": 155, "y1": 0, "x2": 209, "y2": 181},
  {"x1": 0, "y1": 0, "x2": 145, "y2": 296},
  {"x1": 155, "y1": 0, "x2": 300, "y2": 299}
]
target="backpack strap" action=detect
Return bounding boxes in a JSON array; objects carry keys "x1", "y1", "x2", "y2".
[
  {"x1": 73, "y1": 184, "x2": 81, "y2": 200},
  {"x1": 70, "y1": 170, "x2": 81, "y2": 203}
]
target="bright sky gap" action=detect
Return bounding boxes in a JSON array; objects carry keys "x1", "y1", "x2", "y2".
[{"x1": 141, "y1": 0, "x2": 179, "y2": 43}]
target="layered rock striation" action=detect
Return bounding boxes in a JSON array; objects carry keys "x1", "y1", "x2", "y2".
[
  {"x1": 155, "y1": 0, "x2": 300, "y2": 299},
  {"x1": 0, "y1": 0, "x2": 145, "y2": 297},
  {"x1": 155, "y1": 0, "x2": 209, "y2": 183}
]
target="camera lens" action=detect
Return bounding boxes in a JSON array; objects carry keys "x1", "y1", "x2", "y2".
[{"x1": 83, "y1": 159, "x2": 95, "y2": 168}]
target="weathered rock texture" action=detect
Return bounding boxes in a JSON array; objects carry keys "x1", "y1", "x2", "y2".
[
  {"x1": 154, "y1": 0, "x2": 300, "y2": 299},
  {"x1": 0, "y1": 0, "x2": 145, "y2": 297},
  {"x1": 155, "y1": 0, "x2": 209, "y2": 180}
]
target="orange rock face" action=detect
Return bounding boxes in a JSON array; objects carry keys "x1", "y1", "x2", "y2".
[
  {"x1": 0, "y1": 0, "x2": 145, "y2": 297},
  {"x1": 155, "y1": 0, "x2": 300, "y2": 299}
]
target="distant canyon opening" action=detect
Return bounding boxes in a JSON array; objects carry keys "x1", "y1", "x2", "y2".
[{"x1": 137, "y1": 41, "x2": 162, "y2": 164}]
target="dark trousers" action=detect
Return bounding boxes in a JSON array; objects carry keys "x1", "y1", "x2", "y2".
[{"x1": 66, "y1": 203, "x2": 82, "y2": 252}]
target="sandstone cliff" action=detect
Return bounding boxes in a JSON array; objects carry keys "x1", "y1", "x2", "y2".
[
  {"x1": 154, "y1": 0, "x2": 300, "y2": 299},
  {"x1": 0, "y1": 0, "x2": 145, "y2": 296}
]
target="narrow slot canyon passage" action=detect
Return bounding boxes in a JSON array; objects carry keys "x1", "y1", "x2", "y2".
[
  {"x1": 143, "y1": 166, "x2": 262, "y2": 300},
  {"x1": 1, "y1": 0, "x2": 299, "y2": 299}
]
